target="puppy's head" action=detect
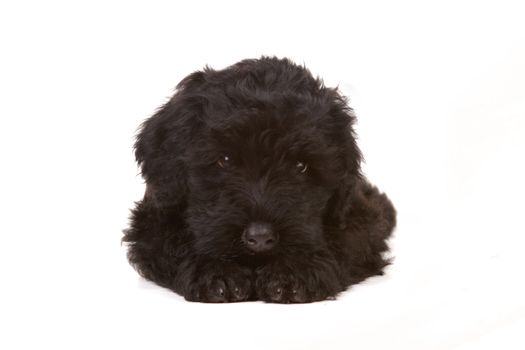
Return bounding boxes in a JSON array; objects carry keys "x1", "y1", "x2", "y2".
[{"x1": 135, "y1": 57, "x2": 361, "y2": 260}]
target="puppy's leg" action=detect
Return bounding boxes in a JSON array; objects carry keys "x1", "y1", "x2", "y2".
[
  {"x1": 334, "y1": 180, "x2": 397, "y2": 284},
  {"x1": 123, "y1": 200, "x2": 187, "y2": 290},
  {"x1": 255, "y1": 251, "x2": 344, "y2": 303},
  {"x1": 180, "y1": 259, "x2": 253, "y2": 303},
  {"x1": 124, "y1": 200, "x2": 253, "y2": 302}
]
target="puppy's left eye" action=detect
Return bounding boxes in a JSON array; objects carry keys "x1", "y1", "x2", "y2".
[
  {"x1": 217, "y1": 155, "x2": 230, "y2": 168},
  {"x1": 296, "y1": 161, "x2": 308, "y2": 174}
]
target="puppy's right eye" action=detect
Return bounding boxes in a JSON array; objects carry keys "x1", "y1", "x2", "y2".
[
  {"x1": 296, "y1": 161, "x2": 308, "y2": 174},
  {"x1": 217, "y1": 155, "x2": 230, "y2": 168}
]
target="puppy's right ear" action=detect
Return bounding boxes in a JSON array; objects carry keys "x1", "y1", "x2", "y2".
[{"x1": 134, "y1": 71, "x2": 206, "y2": 209}]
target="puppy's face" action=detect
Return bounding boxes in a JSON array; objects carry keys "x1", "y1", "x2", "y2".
[
  {"x1": 183, "y1": 107, "x2": 349, "y2": 260},
  {"x1": 135, "y1": 60, "x2": 361, "y2": 262}
]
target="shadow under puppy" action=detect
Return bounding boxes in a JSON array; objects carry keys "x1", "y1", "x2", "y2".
[{"x1": 123, "y1": 57, "x2": 396, "y2": 303}]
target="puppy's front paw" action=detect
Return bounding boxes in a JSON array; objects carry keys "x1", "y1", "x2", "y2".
[
  {"x1": 184, "y1": 262, "x2": 252, "y2": 303},
  {"x1": 255, "y1": 259, "x2": 342, "y2": 303}
]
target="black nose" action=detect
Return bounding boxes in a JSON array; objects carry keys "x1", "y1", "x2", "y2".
[{"x1": 242, "y1": 222, "x2": 278, "y2": 252}]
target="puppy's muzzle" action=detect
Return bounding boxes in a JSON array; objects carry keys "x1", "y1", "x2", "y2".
[{"x1": 242, "y1": 222, "x2": 278, "y2": 253}]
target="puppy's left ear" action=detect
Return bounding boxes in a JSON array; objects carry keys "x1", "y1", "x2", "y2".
[{"x1": 326, "y1": 95, "x2": 363, "y2": 229}]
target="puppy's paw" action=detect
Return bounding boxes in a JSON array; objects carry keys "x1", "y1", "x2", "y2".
[
  {"x1": 184, "y1": 262, "x2": 252, "y2": 303},
  {"x1": 255, "y1": 260, "x2": 342, "y2": 303}
]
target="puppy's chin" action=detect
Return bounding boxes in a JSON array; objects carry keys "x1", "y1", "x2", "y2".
[{"x1": 237, "y1": 249, "x2": 277, "y2": 267}]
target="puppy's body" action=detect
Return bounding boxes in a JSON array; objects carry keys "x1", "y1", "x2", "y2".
[{"x1": 124, "y1": 57, "x2": 396, "y2": 303}]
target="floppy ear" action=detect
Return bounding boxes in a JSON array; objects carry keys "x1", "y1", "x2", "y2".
[
  {"x1": 326, "y1": 96, "x2": 363, "y2": 229},
  {"x1": 134, "y1": 71, "x2": 206, "y2": 209}
]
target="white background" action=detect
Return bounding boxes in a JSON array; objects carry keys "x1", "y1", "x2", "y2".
[{"x1": 1, "y1": 1, "x2": 524, "y2": 349}]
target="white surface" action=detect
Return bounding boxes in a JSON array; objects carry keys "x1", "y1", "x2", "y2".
[{"x1": 1, "y1": 1, "x2": 524, "y2": 349}]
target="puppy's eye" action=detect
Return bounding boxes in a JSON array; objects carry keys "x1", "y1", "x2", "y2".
[
  {"x1": 296, "y1": 161, "x2": 308, "y2": 174},
  {"x1": 217, "y1": 155, "x2": 230, "y2": 168}
]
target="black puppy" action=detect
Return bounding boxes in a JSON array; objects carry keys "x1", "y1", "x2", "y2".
[{"x1": 124, "y1": 57, "x2": 396, "y2": 303}]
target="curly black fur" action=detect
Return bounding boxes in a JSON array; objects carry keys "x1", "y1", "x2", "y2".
[{"x1": 123, "y1": 57, "x2": 396, "y2": 303}]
